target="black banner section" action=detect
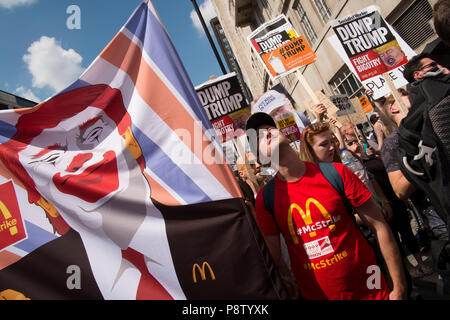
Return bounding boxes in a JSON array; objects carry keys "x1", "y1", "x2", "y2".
[
  {"x1": 156, "y1": 198, "x2": 288, "y2": 300},
  {"x1": 0, "y1": 229, "x2": 103, "y2": 300}
]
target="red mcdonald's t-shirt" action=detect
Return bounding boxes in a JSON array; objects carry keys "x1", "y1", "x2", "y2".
[{"x1": 255, "y1": 161, "x2": 390, "y2": 300}]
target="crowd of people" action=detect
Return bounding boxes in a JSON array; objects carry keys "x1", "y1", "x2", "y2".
[{"x1": 232, "y1": 0, "x2": 450, "y2": 300}]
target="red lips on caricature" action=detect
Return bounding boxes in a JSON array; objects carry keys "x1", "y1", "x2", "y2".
[{"x1": 53, "y1": 151, "x2": 119, "y2": 203}]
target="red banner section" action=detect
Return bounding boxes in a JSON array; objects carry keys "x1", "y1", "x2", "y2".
[{"x1": 0, "y1": 181, "x2": 26, "y2": 251}]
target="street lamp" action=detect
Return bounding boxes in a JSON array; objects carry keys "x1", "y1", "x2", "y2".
[{"x1": 190, "y1": 0, "x2": 227, "y2": 75}]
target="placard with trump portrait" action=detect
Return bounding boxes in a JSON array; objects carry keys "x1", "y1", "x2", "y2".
[{"x1": 330, "y1": 6, "x2": 409, "y2": 81}]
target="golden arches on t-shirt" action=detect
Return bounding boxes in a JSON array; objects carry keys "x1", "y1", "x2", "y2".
[{"x1": 288, "y1": 198, "x2": 336, "y2": 244}]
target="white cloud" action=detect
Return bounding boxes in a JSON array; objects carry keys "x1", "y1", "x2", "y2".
[
  {"x1": 190, "y1": 0, "x2": 217, "y2": 36},
  {"x1": 15, "y1": 86, "x2": 40, "y2": 102},
  {"x1": 23, "y1": 36, "x2": 85, "y2": 93},
  {"x1": 0, "y1": 0, "x2": 37, "y2": 9}
]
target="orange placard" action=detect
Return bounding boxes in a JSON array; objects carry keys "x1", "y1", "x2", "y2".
[
  {"x1": 359, "y1": 96, "x2": 374, "y2": 114},
  {"x1": 261, "y1": 37, "x2": 317, "y2": 78}
]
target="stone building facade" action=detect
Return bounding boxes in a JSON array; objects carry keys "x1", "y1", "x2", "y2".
[{"x1": 211, "y1": 0, "x2": 439, "y2": 117}]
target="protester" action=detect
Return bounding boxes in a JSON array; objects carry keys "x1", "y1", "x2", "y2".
[
  {"x1": 340, "y1": 122, "x2": 377, "y2": 157},
  {"x1": 344, "y1": 134, "x2": 433, "y2": 278},
  {"x1": 369, "y1": 113, "x2": 388, "y2": 152},
  {"x1": 311, "y1": 103, "x2": 345, "y2": 147},
  {"x1": 380, "y1": 94, "x2": 448, "y2": 242},
  {"x1": 305, "y1": 107, "x2": 374, "y2": 188},
  {"x1": 402, "y1": 53, "x2": 449, "y2": 84},
  {"x1": 235, "y1": 164, "x2": 256, "y2": 208},
  {"x1": 235, "y1": 151, "x2": 272, "y2": 207},
  {"x1": 236, "y1": 152, "x2": 264, "y2": 193},
  {"x1": 299, "y1": 121, "x2": 342, "y2": 164},
  {"x1": 343, "y1": 135, "x2": 390, "y2": 209},
  {"x1": 401, "y1": 54, "x2": 450, "y2": 219},
  {"x1": 246, "y1": 112, "x2": 407, "y2": 300},
  {"x1": 433, "y1": 0, "x2": 450, "y2": 47},
  {"x1": 300, "y1": 118, "x2": 403, "y2": 269}
]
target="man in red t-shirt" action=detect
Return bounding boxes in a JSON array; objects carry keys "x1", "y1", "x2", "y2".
[{"x1": 246, "y1": 112, "x2": 407, "y2": 300}]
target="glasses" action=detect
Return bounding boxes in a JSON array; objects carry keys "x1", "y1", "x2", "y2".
[
  {"x1": 302, "y1": 121, "x2": 330, "y2": 142},
  {"x1": 346, "y1": 140, "x2": 359, "y2": 146},
  {"x1": 420, "y1": 61, "x2": 438, "y2": 71}
]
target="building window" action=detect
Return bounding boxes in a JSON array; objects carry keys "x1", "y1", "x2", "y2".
[
  {"x1": 259, "y1": 0, "x2": 272, "y2": 12},
  {"x1": 294, "y1": 1, "x2": 318, "y2": 44},
  {"x1": 392, "y1": 0, "x2": 434, "y2": 49},
  {"x1": 312, "y1": 0, "x2": 332, "y2": 22},
  {"x1": 329, "y1": 65, "x2": 364, "y2": 99}
]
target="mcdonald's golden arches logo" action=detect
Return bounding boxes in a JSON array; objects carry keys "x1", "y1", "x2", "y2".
[
  {"x1": 288, "y1": 198, "x2": 336, "y2": 244},
  {"x1": 192, "y1": 261, "x2": 215, "y2": 283}
]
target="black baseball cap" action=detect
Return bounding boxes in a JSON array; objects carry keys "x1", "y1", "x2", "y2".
[{"x1": 245, "y1": 112, "x2": 276, "y2": 131}]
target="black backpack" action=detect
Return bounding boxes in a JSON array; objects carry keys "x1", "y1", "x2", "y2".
[
  {"x1": 397, "y1": 73, "x2": 450, "y2": 288},
  {"x1": 397, "y1": 73, "x2": 450, "y2": 225}
]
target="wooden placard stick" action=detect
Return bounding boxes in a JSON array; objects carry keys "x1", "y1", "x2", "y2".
[{"x1": 382, "y1": 73, "x2": 408, "y2": 116}]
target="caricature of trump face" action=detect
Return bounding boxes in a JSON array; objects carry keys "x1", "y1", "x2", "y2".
[
  {"x1": 21, "y1": 107, "x2": 127, "y2": 209},
  {"x1": 8, "y1": 85, "x2": 148, "y2": 249},
  {"x1": 375, "y1": 40, "x2": 405, "y2": 68}
]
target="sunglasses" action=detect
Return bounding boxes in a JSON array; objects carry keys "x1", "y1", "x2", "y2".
[
  {"x1": 346, "y1": 140, "x2": 359, "y2": 146},
  {"x1": 305, "y1": 121, "x2": 330, "y2": 132},
  {"x1": 420, "y1": 61, "x2": 438, "y2": 71}
]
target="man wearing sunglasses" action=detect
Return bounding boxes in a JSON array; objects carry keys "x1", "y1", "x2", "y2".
[
  {"x1": 396, "y1": 51, "x2": 450, "y2": 282},
  {"x1": 403, "y1": 53, "x2": 449, "y2": 84}
]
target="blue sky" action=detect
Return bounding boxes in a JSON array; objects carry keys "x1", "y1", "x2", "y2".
[{"x1": 0, "y1": 0, "x2": 227, "y2": 103}]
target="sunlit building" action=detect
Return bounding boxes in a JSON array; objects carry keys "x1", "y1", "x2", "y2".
[{"x1": 212, "y1": 0, "x2": 440, "y2": 117}]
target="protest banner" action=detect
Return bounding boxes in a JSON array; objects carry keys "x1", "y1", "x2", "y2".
[
  {"x1": 248, "y1": 15, "x2": 319, "y2": 104},
  {"x1": 328, "y1": 6, "x2": 416, "y2": 100},
  {"x1": 336, "y1": 97, "x2": 368, "y2": 126},
  {"x1": 247, "y1": 15, "x2": 299, "y2": 81},
  {"x1": 0, "y1": 1, "x2": 287, "y2": 300},
  {"x1": 327, "y1": 94, "x2": 368, "y2": 127},
  {"x1": 251, "y1": 84, "x2": 308, "y2": 144},
  {"x1": 359, "y1": 95, "x2": 374, "y2": 114},
  {"x1": 196, "y1": 73, "x2": 251, "y2": 143},
  {"x1": 261, "y1": 37, "x2": 317, "y2": 79},
  {"x1": 330, "y1": 94, "x2": 356, "y2": 117},
  {"x1": 351, "y1": 97, "x2": 370, "y2": 124},
  {"x1": 331, "y1": 7, "x2": 408, "y2": 81}
]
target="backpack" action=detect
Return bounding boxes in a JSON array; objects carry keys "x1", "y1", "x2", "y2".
[
  {"x1": 397, "y1": 72, "x2": 450, "y2": 290},
  {"x1": 397, "y1": 73, "x2": 450, "y2": 227}
]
